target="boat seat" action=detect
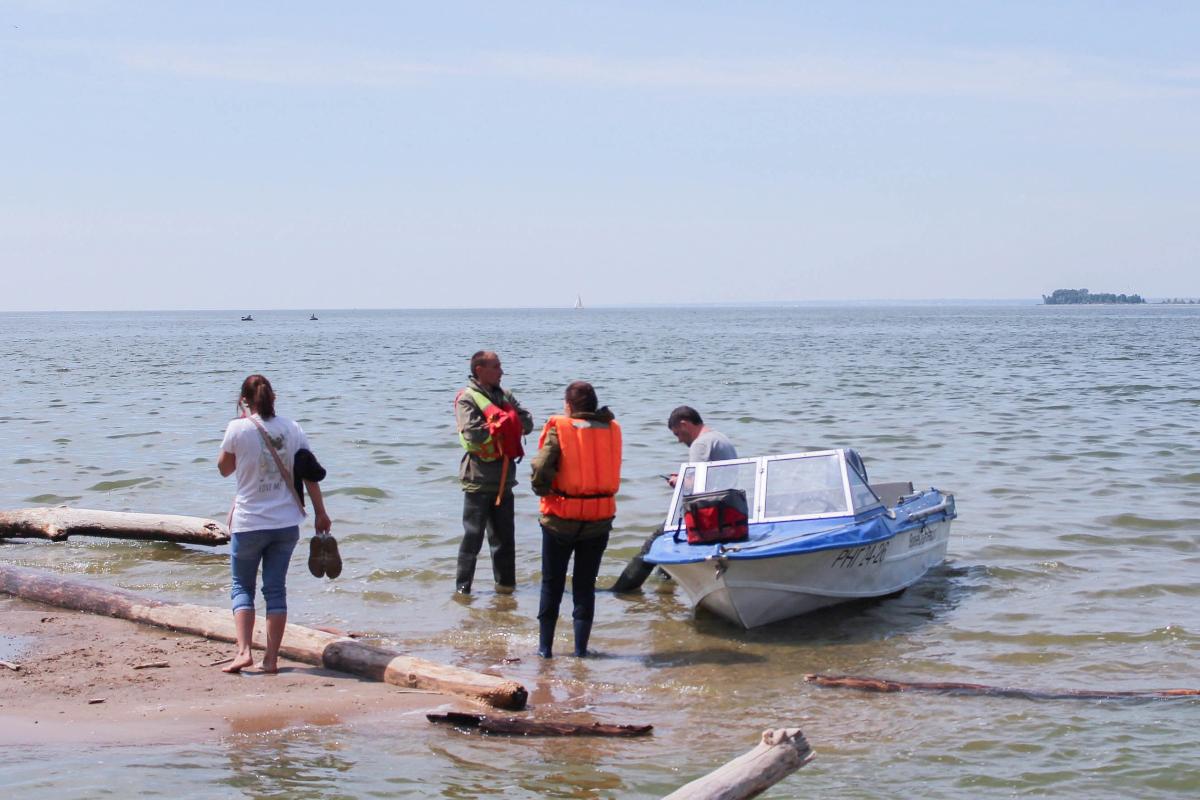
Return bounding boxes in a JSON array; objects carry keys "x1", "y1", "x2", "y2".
[{"x1": 869, "y1": 481, "x2": 914, "y2": 508}]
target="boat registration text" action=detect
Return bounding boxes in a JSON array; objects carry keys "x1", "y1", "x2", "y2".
[{"x1": 830, "y1": 542, "x2": 889, "y2": 569}]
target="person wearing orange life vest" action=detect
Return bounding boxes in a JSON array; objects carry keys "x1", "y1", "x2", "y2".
[
  {"x1": 530, "y1": 381, "x2": 621, "y2": 658},
  {"x1": 454, "y1": 350, "x2": 534, "y2": 595}
]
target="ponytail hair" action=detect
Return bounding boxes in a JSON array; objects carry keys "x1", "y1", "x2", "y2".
[{"x1": 239, "y1": 374, "x2": 276, "y2": 420}]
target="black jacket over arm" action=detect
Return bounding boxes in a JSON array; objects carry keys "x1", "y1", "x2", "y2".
[{"x1": 293, "y1": 448, "x2": 326, "y2": 508}]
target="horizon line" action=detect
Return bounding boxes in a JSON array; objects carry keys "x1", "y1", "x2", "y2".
[
  {"x1": 0, "y1": 298, "x2": 1060, "y2": 314},
  {"x1": 5, "y1": 296, "x2": 1198, "y2": 315}
]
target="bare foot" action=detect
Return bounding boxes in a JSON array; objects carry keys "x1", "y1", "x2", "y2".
[
  {"x1": 221, "y1": 653, "x2": 254, "y2": 673},
  {"x1": 251, "y1": 660, "x2": 278, "y2": 675}
]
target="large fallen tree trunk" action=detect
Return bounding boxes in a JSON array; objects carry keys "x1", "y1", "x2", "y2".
[
  {"x1": 805, "y1": 673, "x2": 1200, "y2": 701},
  {"x1": 0, "y1": 564, "x2": 527, "y2": 710},
  {"x1": 663, "y1": 728, "x2": 813, "y2": 800},
  {"x1": 427, "y1": 712, "x2": 652, "y2": 737},
  {"x1": 0, "y1": 507, "x2": 229, "y2": 546}
]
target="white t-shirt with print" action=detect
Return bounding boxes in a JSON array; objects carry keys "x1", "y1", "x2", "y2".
[{"x1": 221, "y1": 414, "x2": 310, "y2": 533}]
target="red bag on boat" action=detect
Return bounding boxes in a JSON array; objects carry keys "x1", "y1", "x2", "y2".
[{"x1": 679, "y1": 489, "x2": 749, "y2": 545}]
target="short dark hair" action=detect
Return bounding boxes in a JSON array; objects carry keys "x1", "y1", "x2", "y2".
[
  {"x1": 470, "y1": 350, "x2": 498, "y2": 377},
  {"x1": 565, "y1": 381, "x2": 598, "y2": 413},
  {"x1": 667, "y1": 405, "x2": 702, "y2": 428},
  {"x1": 240, "y1": 374, "x2": 276, "y2": 420}
]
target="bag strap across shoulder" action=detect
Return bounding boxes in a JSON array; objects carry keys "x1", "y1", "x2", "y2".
[{"x1": 246, "y1": 414, "x2": 308, "y2": 517}]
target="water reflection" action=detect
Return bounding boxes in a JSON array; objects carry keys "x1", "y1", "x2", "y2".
[
  {"x1": 220, "y1": 727, "x2": 356, "y2": 799},
  {"x1": 639, "y1": 647, "x2": 767, "y2": 668}
]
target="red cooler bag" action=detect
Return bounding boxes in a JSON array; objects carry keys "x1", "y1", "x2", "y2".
[{"x1": 677, "y1": 489, "x2": 749, "y2": 545}]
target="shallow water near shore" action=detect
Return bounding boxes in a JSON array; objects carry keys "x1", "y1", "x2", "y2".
[{"x1": 2, "y1": 304, "x2": 1199, "y2": 798}]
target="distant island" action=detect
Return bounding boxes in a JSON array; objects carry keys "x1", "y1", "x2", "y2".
[{"x1": 1042, "y1": 288, "x2": 1145, "y2": 305}]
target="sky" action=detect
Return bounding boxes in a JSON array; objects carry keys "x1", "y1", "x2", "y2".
[{"x1": 2, "y1": 1, "x2": 1198, "y2": 311}]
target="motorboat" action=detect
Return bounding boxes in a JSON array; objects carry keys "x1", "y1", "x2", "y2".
[
  {"x1": 644, "y1": 448, "x2": 956, "y2": 628},
  {"x1": 240, "y1": 314, "x2": 253, "y2": 321},
  {"x1": 309, "y1": 314, "x2": 318, "y2": 320}
]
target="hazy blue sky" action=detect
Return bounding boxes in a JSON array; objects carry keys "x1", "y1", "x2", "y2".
[{"x1": 3, "y1": 2, "x2": 1197, "y2": 310}]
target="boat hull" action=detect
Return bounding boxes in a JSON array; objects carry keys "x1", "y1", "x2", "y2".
[{"x1": 661, "y1": 519, "x2": 952, "y2": 628}]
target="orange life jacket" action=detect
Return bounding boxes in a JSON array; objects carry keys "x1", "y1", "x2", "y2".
[
  {"x1": 456, "y1": 387, "x2": 525, "y2": 462},
  {"x1": 538, "y1": 415, "x2": 622, "y2": 521}
]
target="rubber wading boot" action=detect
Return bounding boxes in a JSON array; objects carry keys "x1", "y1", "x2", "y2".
[
  {"x1": 607, "y1": 554, "x2": 653, "y2": 593},
  {"x1": 607, "y1": 526, "x2": 664, "y2": 592},
  {"x1": 538, "y1": 619, "x2": 556, "y2": 659},
  {"x1": 455, "y1": 557, "x2": 475, "y2": 596},
  {"x1": 573, "y1": 619, "x2": 593, "y2": 657}
]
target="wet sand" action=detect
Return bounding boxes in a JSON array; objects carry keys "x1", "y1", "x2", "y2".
[{"x1": 0, "y1": 596, "x2": 457, "y2": 746}]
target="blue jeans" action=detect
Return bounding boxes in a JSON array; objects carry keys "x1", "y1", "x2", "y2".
[{"x1": 230, "y1": 525, "x2": 299, "y2": 615}]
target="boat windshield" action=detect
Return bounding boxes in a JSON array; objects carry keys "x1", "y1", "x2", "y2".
[
  {"x1": 762, "y1": 453, "x2": 848, "y2": 518},
  {"x1": 846, "y1": 458, "x2": 882, "y2": 512},
  {"x1": 666, "y1": 460, "x2": 757, "y2": 529},
  {"x1": 664, "y1": 449, "x2": 873, "y2": 526}
]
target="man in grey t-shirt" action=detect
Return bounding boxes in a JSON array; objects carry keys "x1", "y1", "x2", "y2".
[
  {"x1": 666, "y1": 405, "x2": 738, "y2": 487},
  {"x1": 608, "y1": 405, "x2": 738, "y2": 593}
]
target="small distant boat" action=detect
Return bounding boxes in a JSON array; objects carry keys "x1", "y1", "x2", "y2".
[
  {"x1": 646, "y1": 448, "x2": 956, "y2": 628},
  {"x1": 309, "y1": 314, "x2": 318, "y2": 321},
  {"x1": 574, "y1": 294, "x2": 584, "y2": 310},
  {"x1": 240, "y1": 314, "x2": 253, "y2": 321}
]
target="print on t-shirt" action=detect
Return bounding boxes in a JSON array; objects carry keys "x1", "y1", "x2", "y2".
[{"x1": 256, "y1": 430, "x2": 289, "y2": 497}]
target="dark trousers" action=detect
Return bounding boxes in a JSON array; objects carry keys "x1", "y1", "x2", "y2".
[
  {"x1": 537, "y1": 527, "x2": 609, "y2": 652},
  {"x1": 457, "y1": 489, "x2": 516, "y2": 591}
]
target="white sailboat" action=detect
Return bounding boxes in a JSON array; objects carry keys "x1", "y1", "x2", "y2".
[{"x1": 574, "y1": 294, "x2": 584, "y2": 310}]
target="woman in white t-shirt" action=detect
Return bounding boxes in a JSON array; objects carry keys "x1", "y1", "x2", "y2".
[{"x1": 217, "y1": 374, "x2": 331, "y2": 673}]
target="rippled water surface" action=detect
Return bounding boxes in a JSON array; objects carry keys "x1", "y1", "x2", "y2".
[{"x1": 2, "y1": 305, "x2": 1198, "y2": 798}]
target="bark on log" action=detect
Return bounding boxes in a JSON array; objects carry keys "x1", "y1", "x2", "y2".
[
  {"x1": 0, "y1": 564, "x2": 527, "y2": 710},
  {"x1": 804, "y1": 673, "x2": 1200, "y2": 700},
  {"x1": 0, "y1": 507, "x2": 229, "y2": 546},
  {"x1": 427, "y1": 712, "x2": 652, "y2": 737},
  {"x1": 663, "y1": 728, "x2": 813, "y2": 800}
]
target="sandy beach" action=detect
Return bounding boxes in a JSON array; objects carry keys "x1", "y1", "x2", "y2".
[{"x1": 0, "y1": 595, "x2": 455, "y2": 746}]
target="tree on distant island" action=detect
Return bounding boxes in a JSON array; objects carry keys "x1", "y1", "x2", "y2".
[{"x1": 1042, "y1": 288, "x2": 1145, "y2": 305}]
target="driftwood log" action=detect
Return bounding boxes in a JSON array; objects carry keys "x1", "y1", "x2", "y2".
[
  {"x1": 0, "y1": 508, "x2": 229, "y2": 546},
  {"x1": 805, "y1": 673, "x2": 1200, "y2": 701},
  {"x1": 427, "y1": 712, "x2": 652, "y2": 737},
  {"x1": 663, "y1": 728, "x2": 813, "y2": 800},
  {"x1": 0, "y1": 564, "x2": 527, "y2": 710}
]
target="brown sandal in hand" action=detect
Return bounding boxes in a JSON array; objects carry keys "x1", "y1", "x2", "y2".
[
  {"x1": 308, "y1": 535, "x2": 326, "y2": 578},
  {"x1": 321, "y1": 534, "x2": 342, "y2": 580}
]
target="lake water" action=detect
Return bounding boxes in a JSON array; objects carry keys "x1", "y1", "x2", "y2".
[{"x1": 2, "y1": 304, "x2": 1198, "y2": 798}]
